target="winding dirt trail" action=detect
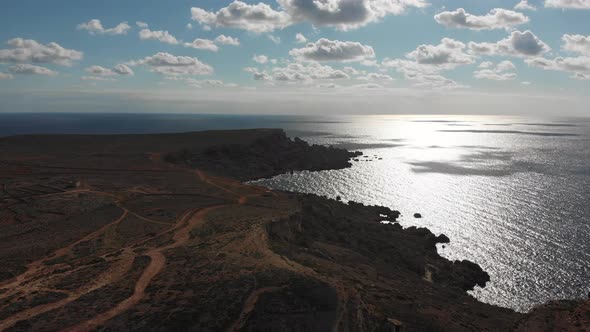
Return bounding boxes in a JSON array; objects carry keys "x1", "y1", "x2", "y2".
[
  {"x1": 227, "y1": 286, "x2": 285, "y2": 332},
  {"x1": 62, "y1": 170, "x2": 255, "y2": 331},
  {"x1": 0, "y1": 208, "x2": 129, "y2": 292},
  {"x1": 0, "y1": 168, "x2": 271, "y2": 332},
  {"x1": 0, "y1": 248, "x2": 136, "y2": 332}
]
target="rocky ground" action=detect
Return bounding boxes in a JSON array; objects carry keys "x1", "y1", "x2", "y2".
[{"x1": 0, "y1": 129, "x2": 587, "y2": 331}]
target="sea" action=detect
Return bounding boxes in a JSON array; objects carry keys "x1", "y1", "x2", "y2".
[{"x1": 1, "y1": 112, "x2": 588, "y2": 312}]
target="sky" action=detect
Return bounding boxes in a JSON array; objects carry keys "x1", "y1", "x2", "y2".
[{"x1": 0, "y1": 0, "x2": 589, "y2": 116}]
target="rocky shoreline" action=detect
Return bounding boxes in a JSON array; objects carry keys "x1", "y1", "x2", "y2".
[{"x1": 0, "y1": 129, "x2": 587, "y2": 331}]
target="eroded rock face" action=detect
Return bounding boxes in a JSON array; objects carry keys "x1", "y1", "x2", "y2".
[{"x1": 165, "y1": 129, "x2": 362, "y2": 181}]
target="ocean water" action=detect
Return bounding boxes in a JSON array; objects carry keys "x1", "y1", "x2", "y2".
[{"x1": 1, "y1": 113, "x2": 589, "y2": 312}]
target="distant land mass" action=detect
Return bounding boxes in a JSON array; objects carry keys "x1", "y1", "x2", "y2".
[{"x1": 0, "y1": 129, "x2": 587, "y2": 331}]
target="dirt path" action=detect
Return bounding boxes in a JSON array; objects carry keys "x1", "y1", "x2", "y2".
[
  {"x1": 64, "y1": 170, "x2": 255, "y2": 331},
  {"x1": 0, "y1": 249, "x2": 136, "y2": 331},
  {"x1": 0, "y1": 208, "x2": 129, "y2": 292},
  {"x1": 0, "y1": 169, "x2": 272, "y2": 332},
  {"x1": 227, "y1": 286, "x2": 285, "y2": 332},
  {"x1": 64, "y1": 250, "x2": 166, "y2": 332}
]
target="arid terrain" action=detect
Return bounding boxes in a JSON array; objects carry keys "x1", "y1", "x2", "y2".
[{"x1": 0, "y1": 129, "x2": 587, "y2": 331}]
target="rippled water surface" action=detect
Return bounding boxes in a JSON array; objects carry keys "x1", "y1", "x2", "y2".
[
  {"x1": 2, "y1": 113, "x2": 589, "y2": 312},
  {"x1": 254, "y1": 115, "x2": 590, "y2": 312}
]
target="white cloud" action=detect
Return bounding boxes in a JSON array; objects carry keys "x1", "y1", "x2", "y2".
[
  {"x1": 468, "y1": 30, "x2": 550, "y2": 57},
  {"x1": 215, "y1": 35, "x2": 240, "y2": 45},
  {"x1": 191, "y1": 0, "x2": 429, "y2": 32},
  {"x1": 295, "y1": 33, "x2": 307, "y2": 43},
  {"x1": 85, "y1": 65, "x2": 115, "y2": 76},
  {"x1": 289, "y1": 38, "x2": 375, "y2": 62},
  {"x1": 562, "y1": 34, "x2": 590, "y2": 56},
  {"x1": 523, "y1": 33, "x2": 590, "y2": 79},
  {"x1": 407, "y1": 38, "x2": 474, "y2": 66},
  {"x1": 434, "y1": 8, "x2": 529, "y2": 30},
  {"x1": 381, "y1": 57, "x2": 467, "y2": 89},
  {"x1": 246, "y1": 61, "x2": 349, "y2": 82},
  {"x1": 268, "y1": 35, "x2": 281, "y2": 44},
  {"x1": 82, "y1": 76, "x2": 117, "y2": 81},
  {"x1": 353, "y1": 83, "x2": 383, "y2": 88},
  {"x1": 170, "y1": 77, "x2": 238, "y2": 88},
  {"x1": 526, "y1": 56, "x2": 590, "y2": 79},
  {"x1": 139, "y1": 28, "x2": 179, "y2": 45},
  {"x1": 474, "y1": 60, "x2": 517, "y2": 80},
  {"x1": 131, "y1": 52, "x2": 214, "y2": 76},
  {"x1": 357, "y1": 72, "x2": 394, "y2": 81},
  {"x1": 9, "y1": 64, "x2": 58, "y2": 76},
  {"x1": 0, "y1": 38, "x2": 83, "y2": 66},
  {"x1": 0, "y1": 72, "x2": 14, "y2": 80},
  {"x1": 136, "y1": 21, "x2": 149, "y2": 28},
  {"x1": 113, "y1": 64, "x2": 134, "y2": 75},
  {"x1": 545, "y1": 0, "x2": 590, "y2": 9},
  {"x1": 253, "y1": 54, "x2": 269, "y2": 64},
  {"x1": 191, "y1": 1, "x2": 291, "y2": 33},
  {"x1": 515, "y1": 0, "x2": 537, "y2": 10},
  {"x1": 85, "y1": 64, "x2": 134, "y2": 76},
  {"x1": 77, "y1": 19, "x2": 131, "y2": 35},
  {"x1": 186, "y1": 23, "x2": 193, "y2": 30},
  {"x1": 277, "y1": 0, "x2": 429, "y2": 31},
  {"x1": 184, "y1": 39, "x2": 219, "y2": 51}
]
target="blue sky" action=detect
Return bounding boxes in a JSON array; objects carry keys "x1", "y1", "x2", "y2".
[{"x1": 0, "y1": 0, "x2": 589, "y2": 115}]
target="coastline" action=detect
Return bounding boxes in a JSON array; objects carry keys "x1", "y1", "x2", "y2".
[{"x1": 0, "y1": 129, "x2": 586, "y2": 331}]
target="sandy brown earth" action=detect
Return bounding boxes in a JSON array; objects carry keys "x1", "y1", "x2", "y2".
[{"x1": 0, "y1": 129, "x2": 587, "y2": 331}]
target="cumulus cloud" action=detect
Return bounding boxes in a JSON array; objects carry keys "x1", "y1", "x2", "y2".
[
  {"x1": 523, "y1": 33, "x2": 590, "y2": 79},
  {"x1": 515, "y1": 0, "x2": 537, "y2": 10},
  {"x1": 136, "y1": 21, "x2": 149, "y2": 28},
  {"x1": 113, "y1": 64, "x2": 134, "y2": 75},
  {"x1": 357, "y1": 72, "x2": 394, "y2": 81},
  {"x1": 191, "y1": 1, "x2": 291, "y2": 33},
  {"x1": 184, "y1": 39, "x2": 219, "y2": 51},
  {"x1": 9, "y1": 64, "x2": 58, "y2": 76},
  {"x1": 0, "y1": 72, "x2": 14, "y2": 80},
  {"x1": 215, "y1": 35, "x2": 240, "y2": 45},
  {"x1": 77, "y1": 19, "x2": 131, "y2": 35},
  {"x1": 353, "y1": 83, "x2": 383, "y2": 88},
  {"x1": 295, "y1": 33, "x2": 307, "y2": 43},
  {"x1": 85, "y1": 65, "x2": 115, "y2": 76},
  {"x1": 381, "y1": 57, "x2": 467, "y2": 89},
  {"x1": 526, "y1": 56, "x2": 590, "y2": 79},
  {"x1": 474, "y1": 60, "x2": 517, "y2": 80},
  {"x1": 289, "y1": 38, "x2": 375, "y2": 62},
  {"x1": 434, "y1": 8, "x2": 529, "y2": 30},
  {"x1": 246, "y1": 61, "x2": 349, "y2": 82},
  {"x1": 277, "y1": 0, "x2": 429, "y2": 31},
  {"x1": 0, "y1": 38, "x2": 83, "y2": 66},
  {"x1": 407, "y1": 38, "x2": 474, "y2": 66},
  {"x1": 139, "y1": 28, "x2": 179, "y2": 45},
  {"x1": 85, "y1": 64, "x2": 134, "y2": 77},
  {"x1": 545, "y1": 0, "x2": 590, "y2": 9},
  {"x1": 169, "y1": 77, "x2": 238, "y2": 88},
  {"x1": 562, "y1": 34, "x2": 590, "y2": 56},
  {"x1": 191, "y1": 0, "x2": 428, "y2": 32},
  {"x1": 253, "y1": 54, "x2": 269, "y2": 64},
  {"x1": 468, "y1": 30, "x2": 550, "y2": 57},
  {"x1": 268, "y1": 35, "x2": 281, "y2": 44},
  {"x1": 131, "y1": 52, "x2": 213, "y2": 76}
]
